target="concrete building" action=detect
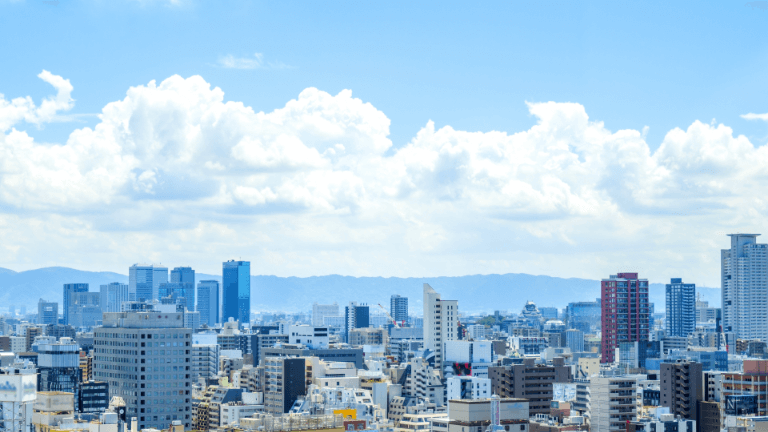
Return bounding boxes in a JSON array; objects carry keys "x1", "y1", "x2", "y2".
[
  {"x1": 260, "y1": 346, "x2": 364, "y2": 369},
  {"x1": 402, "y1": 357, "x2": 446, "y2": 407},
  {"x1": 722, "y1": 234, "x2": 768, "y2": 341},
  {"x1": 660, "y1": 361, "x2": 703, "y2": 422},
  {"x1": 424, "y1": 283, "x2": 459, "y2": 377},
  {"x1": 191, "y1": 344, "x2": 219, "y2": 380},
  {"x1": 391, "y1": 295, "x2": 408, "y2": 325},
  {"x1": 666, "y1": 278, "x2": 696, "y2": 338},
  {"x1": 446, "y1": 398, "x2": 529, "y2": 432},
  {"x1": 510, "y1": 337, "x2": 548, "y2": 355},
  {"x1": 312, "y1": 303, "x2": 339, "y2": 327},
  {"x1": 288, "y1": 325, "x2": 329, "y2": 349},
  {"x1": 720, "y1": 360, "x2": 768, "y2": 417},
  {"x1": 447, "y1": 376, "x2": 491, "y2": 401},
  {"x1": 197, "y1": 280, "x2": 219, "y2": 327},
  {"x1": 348, "y1": 328, "x2": 388, "y2": 346},
  {"x1": 590, "y1": 375, "x2": 637, "y2": 432},
  {"x1": 489, "y1": 358, "x2": 571, "y2": 416},
  {"x1": 100, "y1": 283, "x2": 129, "y2": 314},
  {"x1": 93, "y1": 310, "x2": 192, "y2": 431},
  {"x1": 0, "y1": 365, "x2": 37, "y2": 432},
  {"x1": 601, "y1": 273, "x2": 650, "y2": 363},
  {"x1": 344, "y1": 302, "x2": 370, "y2": 343},
  {"x1": 38, "y1": 299, "x2": 59, "y2": 326},
  {"x1": 264, "y1": 357, "x2": 309, "y2": 414}
]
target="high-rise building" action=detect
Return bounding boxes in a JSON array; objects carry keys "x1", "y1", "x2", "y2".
[
  {"x1": 94, "y1": 310, "x2": 192, "y2": 430},
  {"x1": 344, "y1": 302, "x2": 369, "y2": 342},
  {"x1": 37, "y1": 299, "x2": 58, "y2": 325},
  {"x1": 63, "y1": 283, "x2": 88, "y2": 325},
  {"x1": 666, "y1": 278, "x2": 696, "y2": 338},
  {"x1": 590, "y1": 375, "x2": 637, "y2": 432},
  {"x1": 171, "y1": 267, "x2": 196, "y2": 311},
  {"x1": 423, "y1": 283, "x2": 458, "y2": 376},
  {"x1": 129, "y1": 265, "x2": 154, "y2": 302},
  {"x1": 264, "y1": 357, "x2": 309, "y2": 414},
  {"x1": 488, "y1": 358, "x2": 571, "y2": 416},
  {"x1": 68, "y1": 291, "x2": 102, "y2": 329},
  {"x1": 312, "y1": 303, "x2": 339, "y2": 327},
  {"x1": 158, "y1": 282, "x2": 193, "y2": 310},
  {"x1": 722, "y1": 234, "x2": 768, "y2": 341},
  {"x1": 390, "y1": 295, "x2": 408, "y2": 325},
  {"x1": 153, "y1": 266, "x2": 168, "y2": 300},
  {"x1": 660, "y1": 360, "x2": 703, "y2": 422},
  {"x1": 197, "y1": 280, "x2": 220, "y2": 327},
  {"x1": 36, "y1": 337, "x2": 81, "y2": 398},
  {"x1": 222, "y1": 261, "x2": 250, "y2": 324},
  {"x1": 100, "y1": 282, "x2": 129, "y2": 313},
  {"x1": 601, "y1": 273, "x2": 650, "y2": 363},
  {"x1": 565, "y1": 300, "x2": 601, "y2": 333}
]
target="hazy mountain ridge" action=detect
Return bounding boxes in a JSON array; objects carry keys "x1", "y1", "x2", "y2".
[{"x1": 0, "y1": 267, "x2": 720, "y2": 315}]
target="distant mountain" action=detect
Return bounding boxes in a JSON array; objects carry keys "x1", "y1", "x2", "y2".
[{"x1": 0, "y1": 267, "x2": 720, "y2": 315}]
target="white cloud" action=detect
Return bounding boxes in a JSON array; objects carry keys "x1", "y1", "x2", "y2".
[
  {"x1": 217, "y1": 53, "x2": 291, "y2": 70},
  {"x1": 742, "y1": 112, "x2": 768, "y2": 121},
  {"x1": 0, "y1": 71, "x2": 765, "y2": 285}
]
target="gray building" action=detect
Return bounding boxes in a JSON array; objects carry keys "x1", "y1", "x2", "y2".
[
  {"x1": 666, "y1": 278, "x2": 696, "y2": 338},
  {"x1": 63, "y1": 283, "x2": 88, "y2": 325},
  {"x1": 488, "y1": 358, "x2": 571, "y2": 416},
  {"x1": 69, "y1": 292, "x2": 102, "y2": 329},
  {"x1": 38, "y1": 299, "x2": 58, "y2": 325},
  {"x1": 191, "y1": 344, "x2": 219, "y2": 380},
  {"x1": 100, "y1": 282, "x2": 129, "y2": 313},
  {"x1": 565, "y1": 329, "x2": 584, "y2": 352},
  {"x1": 222, "y1": 260, "x2": 250, "y2": 324},
  {"x1": 722, "y1": 234, "x2": 768, "y2": 341},
  {"x1": 94, "y1": 311, "x2": 192, "y2": 430},
  {"x1": 197, "y1": 280, "x2": 219, "y2": 327},
  {"x1": 660, "y1": 360, "x2": 703, "y2": 422},
  {"x1": 390, "y1": 295, "x2": 408, "y2": 325}
]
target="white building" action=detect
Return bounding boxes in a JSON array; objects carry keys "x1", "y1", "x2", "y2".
[
  {"x1": 423, "y1": 283, "x2": 458, "y2": 377},
  {"x1": 0, "y1": 365, "x2": 37, "y2": 432},
  {"x1": 10, "y1": 336, "x2": 26, "y2": 353},
  {"x1": 589, "y1": 375, "x2": 637, "y2": 432},
  {"x1": 468, "y1": 325, "x2": 487, "y2": 340},
  {"x1": 446, "y1": 376, "x2": 491, "y2": 401},
  {"x1": 444, "y1": 340, "x2": 493, "y2": 378},
  {"x1": 312, "y1": 303, "x2": 339, "y2": 327},
  {"x1": 722, "y1": 234, "x2": 768, "y2": 342},
  {"x1": 288, "y1": 325, "x2": 329, "y2": 349},
  {"x1": 191, "y1": 344, "x2": 219, "y2": 380}
]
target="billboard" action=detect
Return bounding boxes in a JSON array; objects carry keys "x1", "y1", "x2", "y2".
[{"x1": 0, "y1": 375, "x2": 37, "y2": 402}]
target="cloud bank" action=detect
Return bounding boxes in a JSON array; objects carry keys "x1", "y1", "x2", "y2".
[{"x1": 0, "y1": 71, "x2": 765, "y2": 284}]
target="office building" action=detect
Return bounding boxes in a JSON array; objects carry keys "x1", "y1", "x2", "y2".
[
  {"x1": 348, "y1": 327, "x2": 387, "y2": 346},
  {"x1": 565, "y1": 329, "x2": 584, "y2": 353},
  {"x1": 68, "y1": 291, "x2": 102, "y2": 329},
  {"x1": 722, "y1": 234, "x2": 768, "y2": 341},
  {"x1": 79, "y1": 381, "x2": 109, "y2": 413},
  {"x1": 601, "y1": 273, "x2": 650, "y2": 363},
  {"x1": 63, "y1": 283, "x2": 89, "y2": 325},
  {"x1": 666, "y1": 278, "x2": 696, "y2": 338},
  {"x1": 590, "y1": 376, "x2": 637, "y2": 432},
  {"x1": 719, "y1": 360, "x2": 768, "y2": 417},
  {"x1": 344, "y1": 302, "x2": 369, "y2": 342},
  {"x1": 222, "y1": 260, "x2": 250, "y2": 324},
  {"x1": 264, "y1": 357, "x2": 309, "y2": 414},
  {"x1": 312, "y1": 303, "x2": 339, "y2": 327},
  {"x1": 38, "y1": 299, "x2": 58, "y2": 325},
  {"x1": 197, "y1": 281, "x2": 220, "y2": 327},
  {"x1": 446, "y1": 376, "x2": 491, "y2": 401},
  {"x1": 171, "y1": 267, "x2": 196, "y2": 311},
  {"x1": 36, "y1": 337, "x2": 81, "y2": 398},
  {"x1": 390, "y1": 295, "x2": 408, "y2": 325},
  {"x1": 660, "y1": 360, "x2": 703, "y2": 422},
  {"x1": 128, "y1": 264, "x2": 168, "y2": 302},
  {"x1": 260, "y1": 346, "x2": 364, "y2": 369},
  {"x1": 423, "y1": 283, "x2": 459, "y2": 376},
  {"x1": 489, "y1": 358, "x2": 571, "y2": 416},
  {"x1": 100, "y1": 283, "x2": 129, "y2": 313},
  {"x1": 288, "y1": 325, "x2": 329, "y2": 349},
  {"x1": 158, "y1": 282, "x2": 193, "y2": 310},
  {"x1": 0, "y1": 365, "x2": 37, "y2": 432},
  {"x1": 445, "y1": 398, "x2": 530, "y2": 432},
  {"x1": 191, "y1": 344, "x2": 219, "y2": 380},
  {"x1": 46, "y1": 324, "x2": 76, "y2": 341},
  {"x1": 94, "y1": 310, "x2": 193, "y2": 431}
]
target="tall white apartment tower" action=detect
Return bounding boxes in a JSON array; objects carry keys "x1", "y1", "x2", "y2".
[
  {"x1": 423, "y1": 283, "x2": 458, "y2": 377},
  {"x1": 722, "y1": 233, "x2": 768, "y2": 341}
]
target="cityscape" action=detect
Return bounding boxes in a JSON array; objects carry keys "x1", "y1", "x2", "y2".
[{"x1": 1, "y1": 2, "x2": 767, "y2": 432}]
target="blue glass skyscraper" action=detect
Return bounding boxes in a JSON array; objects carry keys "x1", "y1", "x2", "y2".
[
  {"x1": 171, "y1": 266, "x2": 196, "y2": 310},
  {"x1": 222, "y1": 260, "x2": 250, "y2": 324},
  {"x1": 63, "y1": 283, "x2": 88, "y2": 325}
]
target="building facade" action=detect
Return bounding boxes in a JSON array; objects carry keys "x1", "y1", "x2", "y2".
[
  {"x1": 197, "y1": 280, "x2": 220, "y2": 327},
  {"x1": 722, "y1": 234, "x2": 768, "y2": 341},
  {"x1": 660, "y1": 361, "x2": 703, "y2": 422},
  {"x1": 312, "y1": 303, "x2": 339, "y2": 327},
  {"x1": 63, "y1": 283, "x2": 88, "y2": 325},
  {"x1": 100, "y1": 283, "x2": 129, "y2": 313},
  {"x1": 391, "y1": 295, "x2": 409, "y2": 325},
  {"x1": 37, "y1": 299, "x2": 58, "y2": 325},
  {"x1": 489, "y1": 358, "x2": 571, "y2": 416},
  {"x1": 666, "y1": 278, "x2": 696, "y2": 338},
  {"x1": 601, "y1": 273, "x2": 650, "y2": 363},
  {"x1": 222, "y1": 260, "x2": 250, "y2": 324},
  {"x1": 423, "y1": 283, "x2": 458, "y2": 377}
]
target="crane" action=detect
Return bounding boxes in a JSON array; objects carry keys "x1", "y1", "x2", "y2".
[{"x1": 377, "y1": 303, "x2": 402, "y2": 328}]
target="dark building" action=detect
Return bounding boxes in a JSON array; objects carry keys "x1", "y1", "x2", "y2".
[
  {"x1": 264, "y1": 357, "x2": 308, "y2": 414},
  {"x1": 36, "y1": 339, "x2": 82, "y2": 400},
  {"x1": 643, "y1": 388, "x2": 660, "y2": 407},
  {"x1": 724, "y1": 395, "x2": 758, "y2": 416},
  {"x1": 344, "y1": 303, "x2": 369, "y2": 343},
  {"x1": 661, "y1": 361, "x2": 703, "y2": 422},
  {"x1": 222, "y1": 260, "x2": 250, "y2": 324},
  {"x1": 79, "y1": 381, "x2": 109, "y2": 413},
  {"x1": 698, "y1": 400, "x2": 720, "y2": 432},
  {"x1": 489, "y1": 357, "x2": 571, "y2": 416},
  {"x1": 46, "y1": 324, "x2": 77, "y2": 341}
]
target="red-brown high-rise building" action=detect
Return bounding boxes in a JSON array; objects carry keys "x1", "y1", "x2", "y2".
[{"x1": 601, "y1": 272, "x2": 650, "y2": 363}]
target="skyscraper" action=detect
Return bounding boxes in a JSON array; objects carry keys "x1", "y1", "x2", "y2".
[
  {"x1": 197, "y1": 280, "x2": 219, "y2": 327},
  {"x1": 100, "y1": 282, "x2": 129, "y2": 313},
  {"x1": 152, "y1": 266, "x2": 168, "y2": 301},
  {"x1": 722, "y1": 234, "x2": 768, "y2": 341},
  {"x1": 390, "y1": 295, "x2": 408, "y2": 325},
  {"x1": 129, "y1": 265, "x2": 154, "y2": 302},
  {"x1": 63, "y1": 283, "x2": 88, "y2": 325},
  {"x1": 222, "y1": 260, "x2": 250, "y2": 324},
  {"x1": 37, "y1": 299, "x2": 58, "y2": 325},
  {"x1": 171, "y1": 267, "x2": 195, "y2": 311},
  {"x1": 423, "y1": 283, "x2": 458, "y2": 377},
  {"x1": 344, "y1": 302, "x2": 369, "y2": 342},
  {"x1": 666, "y1": 278, "x2": 696, "y2": 338},
  {"x1": 600, "y1": 272, "x2": 650, "y2": 363}
]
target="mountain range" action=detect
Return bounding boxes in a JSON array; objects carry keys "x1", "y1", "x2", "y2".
[{"x1": 0, "y1": 267, "x2": 720, "y2": 315}]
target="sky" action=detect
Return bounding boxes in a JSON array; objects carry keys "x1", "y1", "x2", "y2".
[{"x1": 0, "y1": 0, "x2": 767, "y2": 286}]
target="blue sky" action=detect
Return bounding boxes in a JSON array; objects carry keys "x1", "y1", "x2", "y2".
[{"x1": 0, "y1": 0, "x2": 767, "y2": 284}]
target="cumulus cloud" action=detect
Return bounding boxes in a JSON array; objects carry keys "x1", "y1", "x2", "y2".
[
  {"x1": 0, "y1": 71, "x2": 765, "y2": 284},
  {"x1": 742, "y1": 112, "x2": 768, "y2": 121}
]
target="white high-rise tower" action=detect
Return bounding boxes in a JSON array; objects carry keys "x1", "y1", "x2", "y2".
[
  {"x1": 423, "y1": 283, "x2": 458, "y2": 377},
  {"x1": 722, "y1": 234, "x2": 768, "y2": 341}
]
